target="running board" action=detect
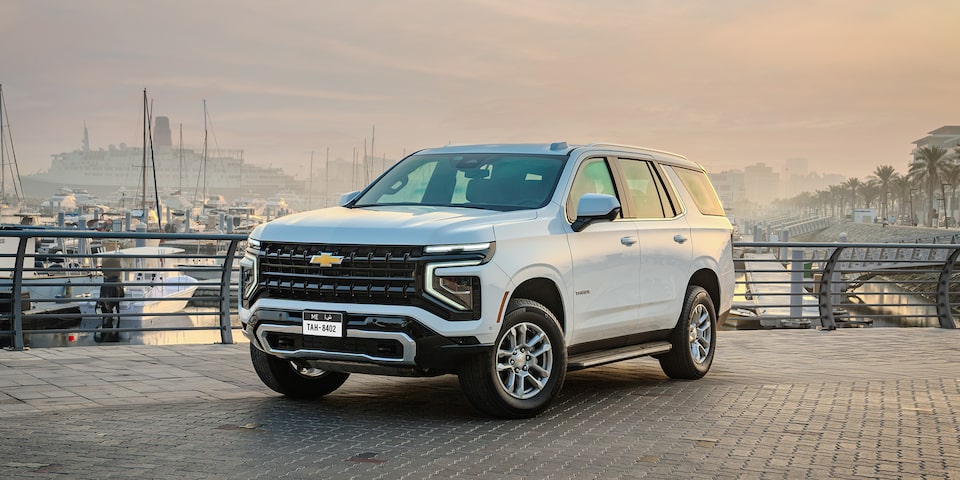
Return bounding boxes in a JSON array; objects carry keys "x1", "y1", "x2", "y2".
[{"x1": 567, "y1": 341, "x2": 672, "y2": 371}]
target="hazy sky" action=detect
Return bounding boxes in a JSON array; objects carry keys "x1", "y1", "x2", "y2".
[{"x1": 2, "y1": 0, "x2": 958, "y2": 181}]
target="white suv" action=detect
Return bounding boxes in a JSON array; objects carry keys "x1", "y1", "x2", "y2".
[{"x1": 240, "y1": 142, "x2": 735, "y2": 418}]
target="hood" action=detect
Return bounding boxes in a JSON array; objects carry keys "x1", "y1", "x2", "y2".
[{"x1": 252, "y1": 205, "x2": 537, "y2": 245}]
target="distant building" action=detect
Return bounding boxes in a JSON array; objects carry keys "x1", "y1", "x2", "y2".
[
  {"x1": 912, "y1": 126, "x2": 960, "y2": 224},
  {"x1": 912, "y1": 126, "x2": 960, "y2": 154}
]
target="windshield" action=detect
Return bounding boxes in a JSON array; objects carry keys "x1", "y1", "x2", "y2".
[{"x1": 352, "y1": 153, "x2": 567, "y2": 211}]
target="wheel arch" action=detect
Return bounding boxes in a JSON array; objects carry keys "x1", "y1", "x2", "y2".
[
  {"x1": 689, "y1": 268, "x2": 721, "y2": 316},
  {"x1": 511, "y1": 277, "x2": 565, "y2": 332}
]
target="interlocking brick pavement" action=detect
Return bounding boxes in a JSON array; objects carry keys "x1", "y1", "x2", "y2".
[{"x1": 0, "y1": 328, "x2": 958, "y2": 479}]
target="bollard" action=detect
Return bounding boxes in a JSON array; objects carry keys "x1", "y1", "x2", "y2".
[
  {"x1": 135, "y1": 223, "x2": 147, "y2": 247},
  {"x1": 780, "y1": 229, "x2": 789, "y2": 260}
]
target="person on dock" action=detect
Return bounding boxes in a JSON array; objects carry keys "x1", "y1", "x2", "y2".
[{"x1": 96, "y1": 256, "x2": 124, "y2": 342}]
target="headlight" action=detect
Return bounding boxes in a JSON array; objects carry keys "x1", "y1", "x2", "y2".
[
  {"x1": 422, "y1": 242, "x2": 492, "y2": 311},
  {"x1": 424, "y1": 261, "x2": 481, "y2": 311},
  {"x1": 239, "y1": 240, "x2": 259, "y2": 308},
  {"x1": 424, "y1": 242, "x2": 491, "y2": 255}
]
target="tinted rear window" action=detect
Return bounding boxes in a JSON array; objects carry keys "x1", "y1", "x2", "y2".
[{"x1": 673, "y1": 167, "x2": 726, "y2": 216}]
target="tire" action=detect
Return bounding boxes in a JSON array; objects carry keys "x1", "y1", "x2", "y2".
[
  {"x1": 250, "y1": 343, "x2": 349, "y2": 398},
  {"x1": 659, "y1": 285, "x2": 717, "y2": 379},
  {"x1": 458, "y1": 298, "x2": 567, "y2": 419}
]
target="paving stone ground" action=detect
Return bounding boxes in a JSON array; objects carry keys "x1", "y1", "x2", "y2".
[{"x1": 0, "y1": 328, "x2": 958, "y2": 479}]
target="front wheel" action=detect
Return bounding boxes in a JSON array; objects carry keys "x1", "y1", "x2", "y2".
[
  {"x1": 250, "y1": 343, "x2": 349, "y2": 398},
  {"x1": 458, "y1": 298, "x2": 567, "y2": 419},
  {"x1": 658, "y1": 285, "x2": 717, "y2": 379}
]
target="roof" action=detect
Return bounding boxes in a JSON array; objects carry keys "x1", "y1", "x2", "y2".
[
  {"x1": 927, "y1": 126, "x2": 960, "y2": 136},
  {"x1": 414, "y1": 142, "x2": 698, "y2": 168},
  {"x1": 416, "y1": 143, "x2": 576, "y2": 155}
]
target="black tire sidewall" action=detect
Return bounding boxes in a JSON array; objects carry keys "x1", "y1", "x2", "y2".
[
  {"x1": 249, "y1": 343, "x2": 349, "y2": 398},
  {"x1": 483, "y1": 300, "x2": 567, "y2": 416},
  {"x1": 661, "y1": 286, "x2": 717, "y2": 379}
]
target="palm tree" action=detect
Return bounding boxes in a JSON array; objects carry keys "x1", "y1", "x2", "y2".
[
  {"x1": 860, "y1": 182, "x2": 881, "y2": 211},
  {"x1": 908, "y1": 145, "x2": 951, "y2": 226},
  {"x1": 869, "y1": 165, "x2": 898, "y2": 221},
  {"x1": 828, "y1": 184, "x2": 844, "y2": 218},
  {"x1": 942, "y1": 162, "x2": 960, "y2": 227},
  {"x1": 843, "y1": 177, "x2": 863, "y2": 210},
  {"x1": 890, "y1": 175, "x2": 913, "y2": 221}
]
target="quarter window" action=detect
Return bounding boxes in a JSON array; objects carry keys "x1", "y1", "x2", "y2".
[{"x1": 674, "y1": 167, "x2": 726, "y2": 216}]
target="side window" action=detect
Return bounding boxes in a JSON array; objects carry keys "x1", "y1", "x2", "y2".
[
  {"x1": 617, "y1": 158, "x2": 670, "y2": 219},
  {"x1": 566, "y1": 158, "x2": 619, "y2": 222},
  {"x1": 673, "y1": 166, "x2": 726, "y2": 216}
]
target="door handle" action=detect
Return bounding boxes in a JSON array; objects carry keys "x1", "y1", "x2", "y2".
[
  {"x1": 620, "y1": 236, "x2": 637, "y2": 246},
  {"x1": 673, "y1": 234, "x2": 688, "y2": 244}
]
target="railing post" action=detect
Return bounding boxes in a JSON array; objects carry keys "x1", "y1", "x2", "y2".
[
  {"x1": 11, "y1": 237, "x2": 28, "y2": 350},
  {"x1": 219, "y1": 239, "x2": 240, "y2": 344},
  {"x1": 790, "y1": 249, "x2": 804, "y2": 321},
  {"x1": 936, "y1": 248, "x2": 959, "y2": 329},
  {"x1": 817, "y1": 247, "x2": 842, "y2": 330}
]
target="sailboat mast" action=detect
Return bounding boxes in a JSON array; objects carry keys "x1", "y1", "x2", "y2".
[
  {"x1": 147, "y1": 98, "x2": 162, "y2": 232},
  {"x1": 178, "y1": 123, "x2": 183, "y2": 194},
  {"x1": 1, "y1": 84, "x2": 5, "y2": 204},
  {"x1": 202, "y1": 99, "x2": 208, "y2": 207},
  {"x1": 309, "y1": 150, "x2": 314, "y2": 210},
  {"x1": 0, "y1": 85, "x2": 25, "y2": 207},
  {"x1": 142, "y1": 89, "x2": 148, "y2": 215},
  {"x1": 325, "y1": 146, "x2": 329, "y2": 207}
]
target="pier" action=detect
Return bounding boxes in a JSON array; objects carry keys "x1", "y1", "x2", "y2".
[{"x1": 1, "y1": 328, "x2": 958, "y2": 478}]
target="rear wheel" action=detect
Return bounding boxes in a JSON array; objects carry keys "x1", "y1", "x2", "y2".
[
  {"x1": 458, "y1": 298, "x2": 566, "y2": 419},
  {"x1": 659, "y1": 285, "x2": 716, "y2": 379},
  {"x1": 250, "y1": 343, "x2": 349, "y2": 398}
]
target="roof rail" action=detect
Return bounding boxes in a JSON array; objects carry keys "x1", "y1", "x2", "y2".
[{"x1": 584, "y1": 143, "x2": 688, "y2": 161}]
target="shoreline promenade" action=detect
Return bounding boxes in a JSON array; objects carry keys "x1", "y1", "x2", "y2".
[{"x1": 1, "y1": 328, "x2": 958, "y2": 478}]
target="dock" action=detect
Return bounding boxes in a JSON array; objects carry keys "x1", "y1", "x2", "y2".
[{"x1": 1, "y1": 328, "x2": 958, "y2": 478}]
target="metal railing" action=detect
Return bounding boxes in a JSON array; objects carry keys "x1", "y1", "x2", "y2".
[
  {"x1": 0, "y1": 229, "x2": 247, "y2": 350},
  {"x1": 1, "y1": 229, "x2": 957, "y2": 351},
  {"x1": 733, "y1": 241, "x2": 958, "y2": 330}
]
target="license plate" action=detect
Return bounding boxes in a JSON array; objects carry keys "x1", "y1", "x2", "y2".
[{"x1": 302, "y1": 311, "x2": 344, "y2": 337}]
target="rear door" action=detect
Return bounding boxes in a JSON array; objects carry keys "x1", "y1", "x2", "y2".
[{"x1": 615, "y1": 157, "x2": 692, "y2": 332}]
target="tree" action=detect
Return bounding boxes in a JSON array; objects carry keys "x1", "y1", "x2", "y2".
[
  {"x1": 890, "y1": 175, "x2": 913, "y2": 220},
  {"x1": 860, "y1": 182, "x2": 881, "y2": 211},
  {"x1": 908, "y1": 145, "x2": 951, "y2": 226},
  {"x1": 869, "y1": 165, "x2": 898, "y2": 220},
  {"x1": 942, "y1": 162, "x2": 960, "y2": 226},
  {"x1": 843, "y1": 177, "x2": 863, "y2": 210}
]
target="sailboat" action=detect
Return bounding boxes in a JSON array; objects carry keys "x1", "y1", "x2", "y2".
[{"x1": 79, "y1": 90, "x2": 199, "y2": 342}]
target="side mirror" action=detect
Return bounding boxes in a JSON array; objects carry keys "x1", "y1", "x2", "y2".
[
  {"x1": 571, "y1": 193, "x2": 621, "y2": 232},
  {"x1": 337, "y1": 191, "x2": 360, "y2": 206}
]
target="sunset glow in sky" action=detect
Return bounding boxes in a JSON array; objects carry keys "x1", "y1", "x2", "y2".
[{"x1": 3, "y1": 0, "x2": 958, "y2": 181}]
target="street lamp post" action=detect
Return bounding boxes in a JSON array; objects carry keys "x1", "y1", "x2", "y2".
[{"x1": 943, "y1": 183, "x2": 951, "y2": 228}]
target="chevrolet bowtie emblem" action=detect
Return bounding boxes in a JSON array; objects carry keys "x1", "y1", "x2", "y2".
[{"x1": 310, "y1": 252, "x2": 344, "y2": 267}]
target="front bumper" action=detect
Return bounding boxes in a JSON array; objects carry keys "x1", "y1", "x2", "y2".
[{"x1": 244, "y1": 307, "x2": 490, "y2": 374}]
